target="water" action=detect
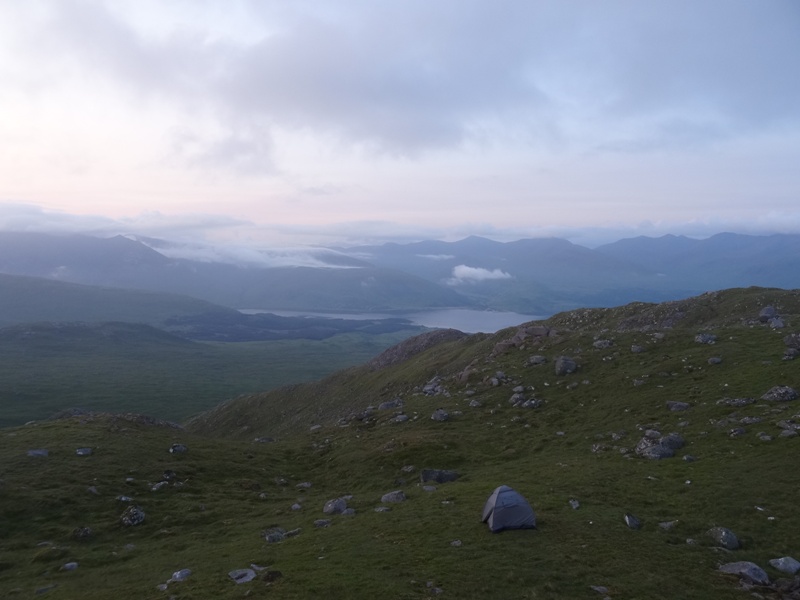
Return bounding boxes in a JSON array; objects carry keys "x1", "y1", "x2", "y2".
[{"x1": 239, "y1": 308, "x2": 546, "y2": 334}]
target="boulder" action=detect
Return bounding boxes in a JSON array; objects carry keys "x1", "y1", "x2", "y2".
[
  {"x1": 667, "y1": 401, "x2": 690, "y2": 412},
  {"x1": 707, "y1": 526, "x2": 740, "y2": 550},
  {"x1": 169, "y1": 443, "x2": 188, "y2": 454},
  {"x1": 431, "y1": 408, "x2": 449, "y2": 422},
  {"x1": 769, "y1": 556, "x2": 800, "y2": 575},
  {"x1": 718, "y1": 561, "x2": 769, "y2": 585},
  {"x1": 759, "y1": 306, "x2": 778, "y2": 323},
  {"x1": 323, "y1": 498, "x2": 347, "y2": 515},
  {"x1": 593, "y1": 339, "x2": 613, "y2": 349},
  {"x1": 120, "y1": 506, "x2": 146, "y2": 527},
  {"x1": 554, "y1": 356, "x2": 577, "y2": 376},
  {"x1": 378, "y1": 398, "x2": 403, "y2": 410},
  {"x1": 695, "y1": 333, "x2": 717, "y2": 344},
  {"x1": 527, "y1": 355, "x2": 547, "y2": 366},
  {"x1": 381, "y1": 490, "x2": 407, "y2": 503},
  {"x1": 624, "y1": 513, "x2": 642, "y2": 529},
  {"x1": 229, "y1": 569, "x2": 257, "y2": 584},
  {"x1": 761, "y1": 386, "x2": 798, "y2": 402}
]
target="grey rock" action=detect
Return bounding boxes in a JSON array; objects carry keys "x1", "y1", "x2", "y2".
[
  {"x1": 759, "y1": 306, "x2": 778, "y2": 323},
  {"x1": 631, "y1": 344, "x2": 645, "y2": 353},
  {"x1": 659, "y1": 433, "x2": 685, "y2": 449},
  {"x1": 393, "y1": 414, "x2": 409, "y2": 423},
  {"x1": 718, "y1": 561, "x2": 769, "y2": 585},
  {"x1": 120, "y1": 505, "x2": 146, "y2": 526},
  {"x1": 667, "y1": 401, "x2": 690, "y2": 411},
  {"x1": 683, "y1": 455, "x2": 697, "y2": 462},
  {"x1": 228, "y1": 568, "x2": 256, "y2": 584},
  {"x1": 381, "y1": 490, "x2": 406, "y2": 503},
  {"x1": 378, "y1": 398, "x2": 403, "y2": 410},
  {"x1": 323, "y1": 497, "x2": 347, "y2": 514},
  {"x1": 779, "y1": 429, "x2": 798, "y2": 438},
  {"x1": 707, "y1": 526, "x2": 740, "y2": 550},
  {"x1": 593, "y1": 339, "x2": 613, "y2": 349},
  {"x1": 707, "y1": 357, "x2": 723, "y2": 365},
  {"x1": 75, "y1": 447, "x2": 92, "y2": 456},
  {"x1": 263, "y1": 527, "x2": 286, "y2": 543},
  {"x1": 314, "y1": 519, "x2": 332, "y2": 527},
  {"x1": 27, "y1": 448, "x2": 48, "y2": 457},
  {"x1": 291, "y1": 503, "x2": 302, "y2": 511},
  {"x1": 729, "y1": 427, "x2": 747, "y2": 437},
  {"x1": 590, "y1": 585, "x2": 609, "y2": 595},
  {"x1": 624, "y1": 513, "x2": 641, "y2": 529},
  {"x1": 468, "y1": 399, "x2": 482, "y2": 408},
  {"x1": 640, "y1": 445, "x2": 675, "y2": 459},
  {"x1": 169, "y1": 443, "x2": 188, "y2": 454},
  {"x1": 87, "y1": 486, "x2": 99, "y2": 495},
  {"x1": 451, "y1": 539, "x2": 462, "y2": 547},
  {"x1": 341, "y1": 508, "x2": 356, "y2": 516},
  {"x1": 60, "y1": 562, "x2": 78, "y2": 571},
  {"x1": 374, "y1": 507, "x2": 391, "y2": 512},
  {"x1": 169, "y1": 568, "x2": 192, "y2": 583},
  {"x1": 785, "y1": 332, "x2": 800, "y2": 349},
  {"x1": 422, "y1": 485, "x2": 437, "y2": 492},
  {"x1": 285, "y1": 528, "x2": 302, "y2": 538},
  {"x1": 420, "y1": 469, "x2": 460, "y2": 484},
  {"x1": 296, "y1": 481, "x2": 312, "y2": 489},
  {"x1": 569, "y1": 499, "x2": 580, "y2": 510},
  {"x1": 528, "y1": 355, "x2": 547, "y2": 366},
  {"x1": 431, "y1": 408, "x2": 449, "y2": 422},
  {"x1": 768, "y1": 556, "x2": 800, "y2": 575},
  {"x1": 770, "y1": 317, "x2": 785, "y2": 329},
  {"x1": 309, "y1": 424, "x2": 322, "y2": 433},
  {"x1": 554, "y1": 356, "x2": 577, "y2": 375},
  {"x1": 72, "y1": 526, "x2": 92, "y2": 541},
  {"x1": 761, "y1": 385, "x2": 798, "y2": 402},
  {"x1": 717, "y1": 397, "x2": 755, "y2": 407},
  {"x1": 659, "y1": 521, "x2": 678, "y2": 530},
  {"x1": 695, "y1": 333, "x2": 717, "y2": 344},
  {"x1": 254, "y1": 436, "x2": 275, "y2": 443}
]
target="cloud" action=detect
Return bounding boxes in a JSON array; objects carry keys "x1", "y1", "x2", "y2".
[
  {"x1": 13, "y1": 0, "x2": 798, "y2": 168},
  {"x1": 446, "y1": 264, "x2": 513, "y2": 285},
  {"x1": 417, "y1": 254, "x2": 455, "y2": 261}
]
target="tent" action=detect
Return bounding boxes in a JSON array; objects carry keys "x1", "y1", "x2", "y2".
[{"x1": 481, "y1": 485, "x2": 536, "y2": 532}]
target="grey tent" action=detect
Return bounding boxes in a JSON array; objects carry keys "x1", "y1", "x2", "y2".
[{"x1": 481, "y1": 485, "x2": 536, "y2": 532}]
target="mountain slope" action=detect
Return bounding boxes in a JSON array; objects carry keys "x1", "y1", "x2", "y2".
[{"x1": 2, "y1": 287, "x2": 798, "y2": 598}]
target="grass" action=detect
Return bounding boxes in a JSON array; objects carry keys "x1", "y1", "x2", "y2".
[
  {"x1": 0, "y1": 323, "x2": 422, "y2": 427},
  {"x1": 0, "y1": 287, "x2": 798, "y2": 598}
]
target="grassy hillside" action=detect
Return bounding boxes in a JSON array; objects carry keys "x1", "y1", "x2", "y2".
[
  {"x1": 0, "y1": 273, "x2": 234, "y2": 328},
  {"x1": 0, "y1": 322, "x2": 423, "y2": 427},
  {"x1": 1, "y1": 287, "x2": 798, "y2": 598}
]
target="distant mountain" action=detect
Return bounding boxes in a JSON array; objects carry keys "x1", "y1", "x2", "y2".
[
  {"x1": 0, "y1": 232, "x2": 470, "y2": 312},
  {"x1": 2, "y1": 231, "x2": 799, "y2": 316},
  {"x1": 594, "y1": 232, "x2": 800, "y2": 289},
  {"x1": 0, "y1": 272, "x2": 234, "y2": 328}
]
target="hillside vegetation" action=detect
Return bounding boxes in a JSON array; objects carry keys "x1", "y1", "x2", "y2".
[{"x1": 1, "y1": 287, "x2": 799, "y2": 599}]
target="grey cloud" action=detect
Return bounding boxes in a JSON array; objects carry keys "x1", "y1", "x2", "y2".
[{"x1": 14, "y1": 0, "x2": 800, "y2": 162}]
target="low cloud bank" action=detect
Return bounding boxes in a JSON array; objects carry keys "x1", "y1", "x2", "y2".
[{"x1": 446, "y1": 265, "x2": 512, "y2": 285}]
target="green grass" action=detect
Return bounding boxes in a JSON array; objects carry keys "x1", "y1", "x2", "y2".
[
  {"x1": 0, "y1": 287, "x2": 798, "y2": 598},
  {"x1": 0, "y1": 323, "x2": 422, "y2": 427}
]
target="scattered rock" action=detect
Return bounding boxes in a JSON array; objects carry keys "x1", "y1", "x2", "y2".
[
  {"x1": 27, "y1": 449, "x2": 48, "y2": 457},
  {"x1": 431, "y1": 408, "x2": 449, "y2": 422},
  {"x1": 761, "y1": 386, "x2": 798, "y2": 402},
  {"x1": 75, "y1": 447, "x2": 92, "y2": 456},
  {"x1": 323, "y1": 498, "x2": 348, "y2": 515},
  {"x1": 71, "y1": 526, "x2": 92, "y2": 541},
  {"x1": 378, "y1": 398, "x2": 403, "y2": 410},
  {"x1": 569, "y1": 499, "x2": 580, "y2": 510},
  {"x1": 314, "y1": 519, "x2": 332, "y2": 527},
  {"x1": 169, "y1": 443, "x2": 188, "y2": 454},
  {"x1": 759, "y1": 306, "x2": 778, "y2": 323},
  {"x1": 554, "y1": 356, "x2": 577, "y2": 376},
  {"x1": 718, "y1": 561, "x2": 769, "y2": 585},
  {"x1": 769, "y1": 556, "x2": 800, "y2": 575},
  {"x1": 667, "y1": 401, "x2": 690, "y2": 411},
  {"x1": 527, "y1": 355, "x2": 547, "y2": 366},
  {"x1": 624, "y1": 513, "x2": 641, "y2": 529},
  {"x1": 381, "y1": 490, "x2": 407, "y2": 503},
  {"x1": 593, "y1": 339, "x2": 613, "y2": 349},
  {"x1": 60, "y1": 562, "x2": 78, "y2": 571},
  {"x1": 296, "y1": 481, "x2": 312, "y2": 489},
  {"x1": 469, "y1": 399, "x2": 482, "y2": 408},
  {"x1": 451, "y1": 539, "x2": 462, "y2": 547},
  {"x1": 659, "y1": 521, "x2": 678, "y2": 530},
  {"x1": 420, "y1": 469, "x2": 460, "y2": 484},
  {"x1": 120, "y1": 506, "x2": 146, "y2": 527},
  {"x1": 707, "y1": 357, "x2": 722, "y2": 365},
  {"x1": 717, "y1": 397, "x2": 755, "y2": 407},
  {"x1": 707, "y1": 526, "x2": 740, "y2": 550},
  {"x1": 631, "y1": 344, "x2": 645, "y2": 353},
  {"x1": 229, "y1": 568, "x2": 256, "y2": 584},
  {"x1": 309, "y1": 425, "x2": 322, "y2": 433},
  {"x1": 695, "y1": 333, "x2": 717, "y2": 344},
  {"x1": 422, "y1": 485, "x2": 437, "y2": 492},
  {"x1": 169, "y1": 568, "x2": 192, "y2": 583}
]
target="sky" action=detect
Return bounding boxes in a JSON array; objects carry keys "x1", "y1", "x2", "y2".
[{"x1": 0, "y1": 0, "x2": 799, "y2": 250}]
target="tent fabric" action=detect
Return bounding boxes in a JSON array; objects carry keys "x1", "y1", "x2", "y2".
[{"x1": 481, "y1": 485, "x2": 536, "y2": 532}]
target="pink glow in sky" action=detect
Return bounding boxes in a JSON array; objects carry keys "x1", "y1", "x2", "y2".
[{"x1": 0, "y1": 0, "x2": 798, "y2": 248}]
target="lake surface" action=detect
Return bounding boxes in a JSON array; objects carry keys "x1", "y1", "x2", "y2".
[{"x1": 240, "y1": 308, "x2": 547, "y2": 333}]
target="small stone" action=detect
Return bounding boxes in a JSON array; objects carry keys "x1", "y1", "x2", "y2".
[
  {"x1": 422, "y1": 485, "x2": 437, "y2": 492},
  {"x1": 374, "y1": 506, "x2": 391, "y2": 512},
  {"x1": 707, "y1": 357, "x2": 722, "y2": 365},
  {"x1": 228, "y1": 568, "x2": 256, "y2": 584},
  {"x1": 27, "y1": 449, "x2": 48, "y2": 457},
  {"x1": 263, "y1": 527, "x2": 286, "y2": 543},
  {"x1": 341, "y1": 508, "x2": 356, "y2": 516},
  {"x1": 87, "y1": 486, "x2": 100, "y2": 495},
  {"x1": 659, "y1": 521, "x2": 678, "y2": 530},
  {"x1": 291, "y1": 503, "x2": 302, "y2": 511},
  {"x1": 76, "y1": 447, "x2": 92, "y2": 456},
  {"x1": 624, "y1": 513, "x2": 641, "y2": 529},
  {"x1": 314, "y1": 519, "x2": 332, "y2": 527},
  {"x1": 60, "y1": 562, "x2": 78, "y2": 571},
  {"x1": 451, "y1": 539, "x2": 462, "y2": 547},
  {"x1": 169, "y1": 443, "x2": 188, "y2": 454},
  {"x1": 296, "y1": 481, "x2": 312, "y2": 489},
  {"x1": 569, "y1": 499, "x2": 580, "y2": 510},
  {"x1": 309, "y1": 424, "x2": 322, "y2": 433},
  {"x1": 590, "y1": 585, "x2": 609, "y2": 595},
  {"x1": 169, "y1": 568, "x2": 192, "y2": 582},
  {"x1": 381, "y1": 490, "x2": 406, "y2": 503},
  {"x1": 431, "y1": 408, "x2": 449, "y2": 422},
  {"x1": 667, "y1": 401, "x2": 690, "y2": 411}
]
